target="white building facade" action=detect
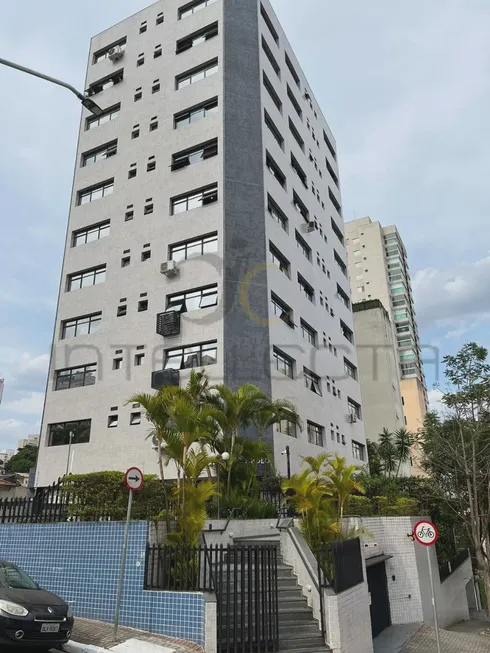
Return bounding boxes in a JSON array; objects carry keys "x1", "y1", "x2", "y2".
[{"x1": 36, "y1": 0, "x2": 366, "y2": 486}]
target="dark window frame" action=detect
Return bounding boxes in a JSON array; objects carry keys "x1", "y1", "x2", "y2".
[
  {"x1": 264, "y1": 110, "x2": 284, "y2": 149},
  {"x1": 261, "y1": 36, "x2": 280, "y2": 76},
  {"x1": 287, "y1": 84, "x2": 302, "y2": 119},
  {"x1": 164, "y1": 340, "x2": 218, "y2": 370},
  {"x1": 175, "y1": 58, "x2": 218, "y2": 90},
  {"x1": 273, "y1": 347, "x2": 294, "y2": 378},
  {"x1": 171, "y1": 138, "x2": 218, "y2": 170},
  {"x1": 171, "y1": 183, "x2": 218, "y2": 214},
  {"x1": 72, "y1": 220, "x2": 110, "y2": 247},
  {"x1": 289, "y1": 118, "x2": 304, "y2": 151},
  {"x1": 54, "y1": 363, "x2": 97, "y2": 391},
  {"x1": 61, "y1": 313, "x2": 102, "y2": 340},
  {"x1": 86, "y1": 104, "x2": 120, "y2": 131},
  {"x1": 285, "y1": 53, "x2": 300, "y2": 88},
  {"x1": 260, "y1": 4, "x2": 279, "y2": 44},
  {"x1": 174, "y1": 97, "x2": 218, "y2": 128},
  {"x1": 166, "y1": 283, "x2": 218, "y2": 313},
  {"x1": 47, "y1": 419, "x2": 91, "y2": 447},
  {"x1": 262, "y1": 72, "x2": 282, "y2": 112},
  {"x1": 307, "y1": 421, "x2": 324, "y2": 447},
  {"x1": 176, "y1": 22, "x2": 218, "y2": 54}
]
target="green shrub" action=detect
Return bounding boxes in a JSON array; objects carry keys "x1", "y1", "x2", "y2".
[
  {"x1": 345, "y1": 495, "x2": 373, "y2": 516},
  {"x1": 62, "y1": 471, "x2": 168, "y2": 521},
  {"x1": 372, "y1": 495, "x2": 419, "y2": 516}
]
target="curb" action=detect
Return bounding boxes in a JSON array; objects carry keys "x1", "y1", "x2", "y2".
[{"x1": 63, "y1": 641, "x2": 108, "y2": 653}]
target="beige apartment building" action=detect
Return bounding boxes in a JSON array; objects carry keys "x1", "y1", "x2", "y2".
[{"x1": 345, "y1": 217, "x2": 427, "y2": 474}]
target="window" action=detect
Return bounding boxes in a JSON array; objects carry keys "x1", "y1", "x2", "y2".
[
  {"x1": 357, "y1": 286, "x2": 365, "y2": 293},
  {"x1": 132, "y1": 126, "x2": 140, "y2": 139},
  {"x1": 348, "y1": 398, "x2": 362, "y2": 420},
  {"x1": 152, "y1": 80, "x2": 160, "y2": 94},
  {"x1": 307, "y1": 421, "x2": 324, "y2": 447},
  {"x1": 170, "y1": 232, "x2": 218, "y2": 262},
  {"x1": 130, "y1": 412, "x2": 142, "y2": 425},
  {"x1": 171, "y1": 184, "x2": 218, "y2": 214},
  {"x1": 167, "y1": 284, "x2": 218, "y2": 313},
  {"x1": 273, "y1": 347, "x2": 294, "y2": 378},
  {"x1": 125, "y1": 209, "x2": 134, "y2": 221},
  {"x1": 176, "y1": 59, "x2": 218, "y2": 89},
  {"x1": 141, "y1": 250, "x2": 151, "y2": 261},
  {"x1": 267, "y1": 195, "x2": 288, "y2": 231},
  {"x1": 138, "y1": 299, "x2": 148, "y2": 312},
  {"x1": 269, "y1": 243, "x2": 290, "y2": 278},
  {"x1": 293, "y1": 191, "x2": 309, "y2": 221},
  {"x1": 82, "y1": 141, "x2": 117, "y2": 167},
  {"x1": 329, "y1": 188, "x2": 342, "y2": 215},
  {"x1": 326, "y1": 158, "x2": 339, "y2": 187},
  {"x1": 260, "y1": 4, "x2": 279, "y2": 44},
  {"x1": 137, "y1": 54, "x2": 145, "y2": 67},
  {"x1": 164, "y1": 341, "x2": 217, "y2": 369},
  {"x1": 61, "y1": 313, "x2": 101, "y2": 339},
  {"x1": 113, "y1": 357, "x2": 122, "y2": 370},
  {"x1": 284, "y1": 52, "x2": 300, "y2": 88},
  {"x1": 86, "y1": 70, "x2": 123, "y2": 96},
  {"x1": 287, "y1": 85, "x2": 302, "y2": 119},
  {"x1": 304, "y1": 368, "x2": 321, "y2": 395},
  {"x1": 86, "y1": 104, "x2": 120, "y2": 130},
  {"x1": 117, "y1": 304, "x2": 127, "y2": 316},
  {"x1": 291, "y1": 154, "x2": 307, "y2": 188},
  {"x1": 67, "y1": 266, "x2": 106, "y2": 291},
  {"x1": 336, "y1": 285, "x2": 350, "y2": 309},
  {"x1": 174, "y1": 97, "x2": 218, "y2": 128},
  {"x1": 108, "y1": 415, "x2": 118, "y2": 428},
  {"x1": 271, "y1": 293, "x2": 294, "y2": 328},
  {"x1": 400, "y1": 350, "x2": 417, "y2": 362},
  {"x1": 396, "y1": 324, "x2": 410, "y2": 334},
  {"x1": 323, "y1": 130, "x2": 337, "y2": 160},
  {"x1": 277, "y1": 419, "x2": 297, "y2": 438},
  {"x1": 179, "y1": 0, "x2": 218, "y2": 19},
  {"x1": 156, "y1": 12, "x2": 164, "y2": 24},
  {"x1": 289, "y1": 118, "x2": 304, "y2": 151},
  {"x1": 93, "y1": 38, "x2": 127, "y2": 64},
  {"x1": 135, "y1": 352, "x2": 145, "y2": 366},
  {"x1": 262, "y1": 73, "x2": 282, "y2": 112},
  {"x1": 154, "y1": 45, "x2": 163, "y2": 58},
  {"x1": 134, "y1": 89, "x2": 142, "y2": 102},
  {"x1": 352, "y1": 440, "x2": 365, "y2": 462},
  {"x1": 261, "y1": 37, "x2": 280, "y2": 76},
  {"x1": 398, "y1": 337, "x2": 413, "y2": 347},
  {"x1": 73, "y1": 221, "x2": 110, "y2": 247},
  {"x1": 298, "y1": 274, "x2": 314, "y2": 302},
  {"x1": 48, "y1": 420, "x2": 91, "y2": 447},
  {"x1": 55, "y1": 363, "x2": 96, "y2": 391},
  {"x1": 295, "y1": 231, "x2": 311, "y2": 261},
  {"x1": 78, "y1": 180, "x2": 114, "y2": 205},
  {"x1": 340, "y1": 320, "x2": 354, "y2": 343},
  {"x1": 334, "y1": 251, "x2": 347, "y2": 277},
  {"x1": 171, "y1": 139, "x2": 218, "y2": 170},
  {"x1": 140, "y1": 21, "x2": 147, "y2": 33},
  {"x1": 150, "y1": 119, "x2": 158, "y2": 132},
  {"x1": 266, "y1": 152, "x2": 286, "y2": 188},
  {"x1": 401, "y1": 362, "x2": 417, "y2": 377},
  {"x1": 300, "y1": 320, "x2": 317, "y2": 347},
  {"x1": 330, "y1": 218, "x2": 344, "y2": 245},
  {"x1": 176, "y1": 22, "x2": 218, "y2": 53},
  {"x1": 344, "y1": 358, "x2": 358, "y2": 380},
  {"x1": 264, "y1": 111, "x2": 283, "y2": 148}
]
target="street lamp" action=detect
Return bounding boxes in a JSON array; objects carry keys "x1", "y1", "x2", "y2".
[
  {"x1": 281, "y1": 446, "x2": 291, "y2": 479},
  {"x1": 216, "y1": 452, "x2": 230, "y2": 519},
  {"x1": 65, "y1": 431, "x2": 74, "y2": 477},
  {"x1": 0, "y1": 57, "x2": 104, "y2": 116}
]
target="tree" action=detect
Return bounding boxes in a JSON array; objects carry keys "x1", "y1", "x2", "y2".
[
  {"x1": 327, "y1": 455, "x2": 365, "y2": 530},
  {"x1": 376, "y1": 427, "x2": 413, "y2": 478},
  {"x1": 420, "y1": 343, "x2": 490, "y2": 602},
  {"x1": 4, "y1": 446, "x2": 37, "y2": 473},
  {"x1": 394, "y1": 428, "x2": 412, "y2": 476}
]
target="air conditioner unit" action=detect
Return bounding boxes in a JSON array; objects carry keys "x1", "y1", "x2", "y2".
[
  {"x1": 108, "y1": 45, "x2": 125, "y2": 62},
  {"x1": 302, "y1": 222, "x2": 315, "y2": 234},
  {"x1": 151, "y1": 368, "x2": 180, "y2": 390},
  {"x1": 156, "y1": 311, "x2": 181, "y2": 337},
  {"x1": 160, "y1": 260, "x2": 179, "y2": 277},
  {"x1": 348, "y1": 413, "x2": 358, "y2": 423}
]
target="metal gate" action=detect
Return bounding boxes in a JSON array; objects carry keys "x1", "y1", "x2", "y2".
[
  {"x1": 366, "y1": 560, "x2": 391, "y2": 638},
  {"x1": 145, "y1": 543, "x2": 279, "y2": 652}
]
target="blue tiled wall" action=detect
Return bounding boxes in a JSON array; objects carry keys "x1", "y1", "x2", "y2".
[{"x1": 0, "y1": 521, "x2": 205, "y2": 645}]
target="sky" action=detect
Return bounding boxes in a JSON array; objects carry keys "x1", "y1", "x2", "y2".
[{"x1": 1, "y1": 0, "x2": 490, "y2": 449}]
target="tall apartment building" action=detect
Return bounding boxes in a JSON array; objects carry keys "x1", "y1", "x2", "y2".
[
  {"x1": 345, "y1": 217, "x2": 427, "y2": 469},
  {"x1": 36, "y1": 0, "x2": 366, "y2": 487}
]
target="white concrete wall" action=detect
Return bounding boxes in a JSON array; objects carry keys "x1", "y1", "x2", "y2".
[{"x1": 325, "y1": 578, "x2": 373, "y2": 653}]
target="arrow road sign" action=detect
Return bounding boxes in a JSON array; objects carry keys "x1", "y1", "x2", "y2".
[
  {"x1": 413, "y1": 520, "x2": 439, "y2": 546},
  {"x1": 124, "y1": 467, "x2": 144, "y2": 492}
]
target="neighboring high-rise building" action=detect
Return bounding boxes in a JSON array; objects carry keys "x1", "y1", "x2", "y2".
[
  {"x1": 17, "y1": 435, "x2": 40, "y2": 450},
  {"x1": 345, "y1": 217, "x2": 427, "y2": 472},
  {"x1": 36, "y1": 0, "x2": 366, "y2": 486},
  {"x1": 352, "y1": 299, "x2": 410, "y2": 476}
]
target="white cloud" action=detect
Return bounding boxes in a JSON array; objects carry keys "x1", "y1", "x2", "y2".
[
  {"x1": 428, "y1": 389, "x2": 445, "y2": 416},
  {"x1": 0, "y1": 419, "x2": 26, "y2": 430},
  {"x1": 3, "y1": 392, "x2": 45, "y2": 415},
  {"x1": 413, "y1": 256, "x2": 490, "y2": 330}
]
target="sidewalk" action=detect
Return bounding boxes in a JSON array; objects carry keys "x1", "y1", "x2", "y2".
[{"x1": 63, "y1": 617, "x2": 204, "y2": 653}]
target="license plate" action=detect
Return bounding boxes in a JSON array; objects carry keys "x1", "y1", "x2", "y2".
[{"x1": 41, "y1": 623, "x2": 60, "y2": 633}]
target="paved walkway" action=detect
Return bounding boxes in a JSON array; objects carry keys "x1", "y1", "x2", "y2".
[
  {"x1": 400, "y1": 624, "x2": 490, "y2": 653},
  {"x1": 69, "y1": 617, "x2": 203, "y2": 652},
  {"x1": 374, "y1": 624, "x2": 423, "y2": 653}
]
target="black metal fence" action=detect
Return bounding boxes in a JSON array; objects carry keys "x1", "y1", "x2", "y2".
[
  {"x1": 317, "y1": 537, "x2": 364, "y2": 594},
  {"x1": 146, "y1": 544, "x2": 279, "y2": 652},
  {"x1": 439, "y1": 549, "x2": 469, "y2": 582},
  {"x1": 0, "y1": 481, "x2": 117, "y2": 524}
]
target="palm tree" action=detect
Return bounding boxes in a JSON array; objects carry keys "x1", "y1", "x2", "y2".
[
  {"x1": 209, "y1": 383, "x2": 270, "y2": 495},
  {"x1": 252, "y1": 398, "x2": 302, "y2": 441},
  {"x1": 326, "y1": 455, "x2": 364, "y2": 532},
  {"x1": 302, "y1": 453, "x2": 331, "y2": 478},
  {"x1": 394, "y1": 428, "x2": 412, "y2": 477},
  {"x1": 377, "y1": 428, "x2": 397, "y2": 478}
]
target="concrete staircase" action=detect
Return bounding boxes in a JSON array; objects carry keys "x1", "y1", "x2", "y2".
[{"x1": 233, "y1": 536, "x2": 329, "y2": 653}]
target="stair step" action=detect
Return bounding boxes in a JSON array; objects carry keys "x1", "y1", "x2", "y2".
[
  {"x1": 279, "y1": 643, "x2": 327, "y2": 653},
  {"x1": 279, "y1": 622, "x2": 321, "y2": 637}
]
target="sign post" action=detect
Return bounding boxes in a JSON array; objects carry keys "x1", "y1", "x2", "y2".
[
  {"x1": 413, "y1": 520, "x2": 440, "y2": 653},
  {"x1": 114, "y1": 467, "x2": 144, "y2": 640}
]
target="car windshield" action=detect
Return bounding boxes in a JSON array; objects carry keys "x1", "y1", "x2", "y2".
[{"x1": 0, "y1": 562, "x2": 38, "y2": 589}]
